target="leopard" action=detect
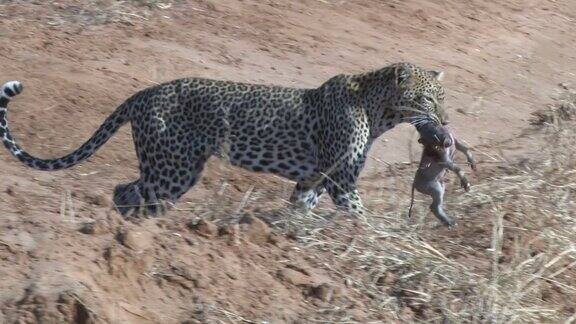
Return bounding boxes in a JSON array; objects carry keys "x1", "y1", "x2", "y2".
[{"x1": 0, "y1": 62, "x2": 448, "y2": 217}]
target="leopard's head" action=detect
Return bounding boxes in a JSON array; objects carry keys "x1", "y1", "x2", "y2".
[
  {"x1": 350, "y1": 62, "x2": 448, "y2": 135},
  {"x1": 390, "y1": 63, "x2": 448, "y2": 127}
]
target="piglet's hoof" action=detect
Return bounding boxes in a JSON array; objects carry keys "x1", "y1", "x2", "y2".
[
  {"x1": 441, "y1": 218, "x2": 457, "y2": 229},
  {"x1": 461, "y1": 180, "x2": 471, "y2": 192}
]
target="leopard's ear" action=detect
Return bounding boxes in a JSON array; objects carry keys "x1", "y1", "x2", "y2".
[
  {"x1": 394, "y1": 65, "x2": 412, "y2": 88},
  {"x1": 430, "y1": 70, "x2": 445, "y2": 81},
  {"x1": 321, "y1": 74, "x2": 347, "y2": 96},
  {"x1": 347, "y1": 80, "x2": 361, "y2": 92}
]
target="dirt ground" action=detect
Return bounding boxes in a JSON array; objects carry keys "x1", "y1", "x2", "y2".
[{"x1": 0, "y1": 0, "x2": 575, "y2": 323}]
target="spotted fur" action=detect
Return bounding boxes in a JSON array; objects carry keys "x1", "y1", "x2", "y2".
[{"x1": 0, "y1": 62, "x2": 447, "y2": 216}]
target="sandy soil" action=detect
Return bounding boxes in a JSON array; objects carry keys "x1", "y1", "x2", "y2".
[{"x1": 0, "y1": 0, "x2": 575, "y2": 322}]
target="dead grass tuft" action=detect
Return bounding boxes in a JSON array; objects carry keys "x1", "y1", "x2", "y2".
[
  {"x1": 531, "y1": 90, "x2": 576, "y2": 126},
  {"x1": 268, "y1": 93, "x2": 576, "y2": 322}
]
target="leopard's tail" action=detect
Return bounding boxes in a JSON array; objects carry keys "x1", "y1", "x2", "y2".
[{"x1": 0, "y1": 81, "x2": 130, "y2": 171}]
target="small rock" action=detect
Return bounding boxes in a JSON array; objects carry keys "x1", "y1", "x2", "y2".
[
  {"x1": 193, "y1": 274, "x2": 210, "y2": 289},
  {"x1": 13, "y1": 232, "x2": 37, "y2": 252},
  {"x1": 268, "y1": 234, "x2": 279, "y2": 245},
  {"x1": 286, "y1": 264, "x2": 312, "y2": 276},
  {"x1": 309, "y1": 283, "x2": 337, "y2": 302},
  {"x1": 503, "y1": 212, "x2": 514, "y2": 221},
  {"x1": 5, "y1": 186, "x2": 15, "y2": 196},
  {"x1": 116, "y1": 228, "x2": 153, "y2": 251},
  {"x1": 376, "y1": 272, "x2": 397, "y2": 286},
  {"x1": 225, "y1": 224, "x2": 241, "y2": 246},
  {"x1": 184, "y1": 237, "x2": 195, "y2": 246},
  {"x1": 225, "y1": 271, "x2": 238, "y2": 280},
  {"x1": 218, "y1": 224, "x2": 234, "y2": 236},
  {"x1": 277, "y1": 268, "x2": 314, "y2": 286},
  {"x1": 344, "y1": 278, "x2": 353, "y2": 287},
  {"x1": 239, "y1": 214, "x2": 271, "y2": 244},
  {"x1": 57, "y1": 292, "x2": 94, "y2": 323},
  {"x1": 163, "y1": 274, "x2": 193, "y2": 290},
  {"x1": 79, "y1": 220, "x2": 109, "y2": 235},
  {"x1": 189, "y1": 219, "x2": 218, "y2": 238},
  {"x1": 84, "y1": 192, "x2": 111, "y2": 207}
]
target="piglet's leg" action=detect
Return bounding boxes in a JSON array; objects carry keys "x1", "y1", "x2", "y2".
[
  {"x1": 443, "y1": 159, "x2": 471, "y2": 192},
  {"x1": 455, "y1": 140, "x2": 477, "y2": 171},
  {"x1": 429, "y1": 181, "x2": 456, "y2": 227}
]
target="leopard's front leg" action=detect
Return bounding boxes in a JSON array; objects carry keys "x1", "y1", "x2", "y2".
[
  {"x1": 325, "y1": 179, "x2": 365, "y2": 216},
  {"x1": 318, "y1": 108, "x2": 371, "y2": 217}
]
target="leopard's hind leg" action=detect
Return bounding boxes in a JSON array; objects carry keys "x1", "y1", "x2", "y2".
[
  {"x1": 113, "y1": 180, "x2": 144, "y2": 216},
  {"x1": 289, "y1": 180, "x2": 326, "y2": 212},
  {"x1": 137, "y1": 124, "x2": 212, "y2": 216}
]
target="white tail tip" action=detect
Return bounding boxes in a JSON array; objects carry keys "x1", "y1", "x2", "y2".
[{"x1": 1, "y1": 81, "x2": 23, "y2": 98}]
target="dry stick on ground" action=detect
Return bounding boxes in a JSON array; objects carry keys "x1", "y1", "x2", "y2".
[
  {"x1": 210, "y1": 305, "x2": 258, "y2": 324},
  {"x1": 0, "y1": 240, "x2": 15, "y2": 253}
]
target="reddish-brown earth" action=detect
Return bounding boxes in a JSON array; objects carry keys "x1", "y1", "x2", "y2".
[{"x1": 0, "y1": 0, "x2": 575, "y2": 323}]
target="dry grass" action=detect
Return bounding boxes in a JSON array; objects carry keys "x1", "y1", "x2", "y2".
[
  {"x1": 44, "y1": 92, "x2": 574, "y2": 322},
  {"x1": 0, "y1": 0, "x2": 179, "y2": 27},
  {"x1": 531, "y1": 90, "x2": 576, "y2": 127},
  {"x1": 263, "y1": 95, "x2": 576, "y2": 322}
]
